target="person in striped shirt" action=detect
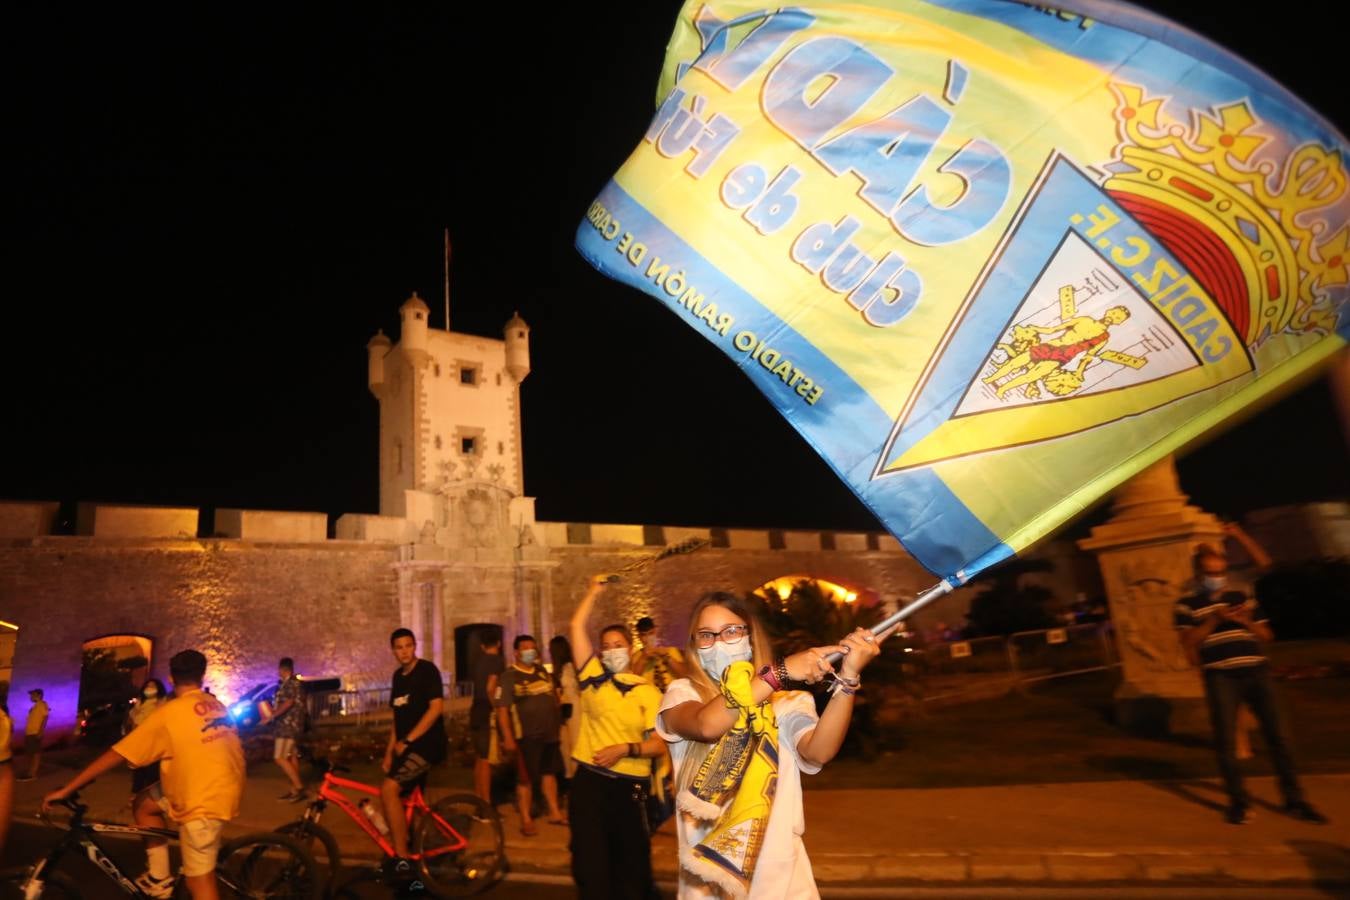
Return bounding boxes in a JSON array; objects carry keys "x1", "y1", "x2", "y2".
[{"x1": 1175, "y1": 543, "x2": 1327, "y2": 826}]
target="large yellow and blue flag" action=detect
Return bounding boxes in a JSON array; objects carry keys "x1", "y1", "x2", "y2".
[{"x1": 576, "y1": 0, "x2": 1349, "y2": 581}]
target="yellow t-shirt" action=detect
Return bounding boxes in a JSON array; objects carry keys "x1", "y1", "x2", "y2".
[
  {"x1": 26, "y1": 700, "x2": 49, "y2": 736},
  {"x1": 572, "y1": 656, "x2": 662, "y2": 780},
  {"x1": 0, "y1": 708, "x2": 12, "y2": 763},
  {"x1": 638, "y1": 646, "x2": 685, "y2": 691},
  {"x1": 114, "y1": 688, "x2": 245, "y2": 823}
]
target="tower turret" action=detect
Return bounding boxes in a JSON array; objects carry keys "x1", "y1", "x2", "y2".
[
  {"x1": 366, "y1": 329, "x2": 391, "y2": 394},
  {"x1": 504, "y1": 311, "x2": 531, "y2": 382},
  {"x1": 400, "y1": 291, "x2": 430, "y2": 359}
]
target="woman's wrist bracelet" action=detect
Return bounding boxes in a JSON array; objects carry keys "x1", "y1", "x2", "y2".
[
  {"x1": 759, "y1": 664, "x2": 782, "y2": 691},
  {"x1": 627, "y1": 742, "x2": 638, "y2": 758},
  {"x1": 774, "y1": 658, "x2": 792, "y2": 688},
  {"x1": 830, "y1": 671, "x2": 861, "y2": 696}
]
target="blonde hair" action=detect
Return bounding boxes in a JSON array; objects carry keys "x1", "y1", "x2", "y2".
[
  {"x1": 682, "y1": 592, "x2": 775, "y2": 702},
  {"x1": 675, "y1": 592, "x2": 777, "y2": 796}
]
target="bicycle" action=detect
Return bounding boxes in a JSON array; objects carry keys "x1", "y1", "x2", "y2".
[
  {"x1": 0, "y1": 793, "x2": 322, "y2": 900},
  {"x1": 276, "y1": 762, "x2": 504, "y2": 897}
]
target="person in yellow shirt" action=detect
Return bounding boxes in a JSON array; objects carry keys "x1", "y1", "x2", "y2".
[
  {"x1": 0, "y1": 702, "x2": 14, "y2": 856},
  {"x1": 17, "y1": 688, "x2": 49, "y2": 781},
  {"x1": 631, "y1": 616, "x2": 688, "y2": 691},
  {"x1": 44, "y1": 650, "x2": 245, "y2": 900},
  {"x1": 568, "y1": 575, "x2": 665, "y2": 899}
]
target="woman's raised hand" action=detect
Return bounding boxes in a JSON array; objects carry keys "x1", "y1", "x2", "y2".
[
  {"x1": 784, "y1": 645, "x2": 847, "y2": 684},
  {"x1": 837, "y1": 627, "x2": 885, "y2": 679}
]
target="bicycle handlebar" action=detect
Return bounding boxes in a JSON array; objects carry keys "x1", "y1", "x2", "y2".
[
  {"x1": 821, "y1": 580, "x2": 954, "y2": 666},
  {"x1": 312, "y1": 758, "x2": 352, "y2": 776},
  {"x1": 40, "y1": 792, "x2": 87, "y2": 827}
]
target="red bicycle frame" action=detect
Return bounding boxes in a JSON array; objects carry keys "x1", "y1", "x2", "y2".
[{"x1": 313, "y1": 770, "x2": 465, "y2": 860}]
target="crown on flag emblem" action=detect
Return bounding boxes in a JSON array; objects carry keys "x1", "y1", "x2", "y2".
[
  {"x1": 876, "y1": 83, "x2": 1347, "y2": 476},
  {"x1": 1105, "y1": 83, "x2": 1348, "y2": 344}
]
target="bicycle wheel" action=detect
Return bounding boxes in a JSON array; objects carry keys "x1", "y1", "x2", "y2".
[
  {"x1": 0, "y1": 867, "x2": 82, "y2": 900},
  {"x1": 216, "y1": 831, "x2": 322, "y2": 900},
  {"x1": 275, "y1": 820, "x2": 341, "y2": 887},
  {"x1": 414, "y1": 793, "x2": 504, "y2": 897}
]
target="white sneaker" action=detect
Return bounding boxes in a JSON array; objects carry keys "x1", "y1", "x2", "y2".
[{"x1": 135, "y1": 871, "x2": 175, "y2": 899}]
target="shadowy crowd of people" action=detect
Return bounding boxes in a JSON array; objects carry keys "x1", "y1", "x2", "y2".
[{"x1": 0, "y1": 534, "x2": 1331, "y2": 898}]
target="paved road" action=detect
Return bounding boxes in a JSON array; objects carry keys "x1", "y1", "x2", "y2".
[
  {"x1": 6, "y1": 822, "x2": 1347, "y2": 899},
  {"x1": 0, "y1": 821, "x2": 579, "y2": 899}
]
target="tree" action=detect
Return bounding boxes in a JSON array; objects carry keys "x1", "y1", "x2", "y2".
[
  {"x1": 748, "y1": 579, "x2": 904, "y2": 686},
  {"x1": 750, "y1": 579, "x2": 881, "y2": 653},
  {"x1": 79, "y1": 648, "x2": 134, "y2": 707},
  {"x1": 963, "y1": 558, "x2": 1057, "y2": 637},
  {"x1": 748, "y1": 579, "x2": 896, "y2": 759}
]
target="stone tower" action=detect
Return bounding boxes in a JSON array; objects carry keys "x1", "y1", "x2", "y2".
[
  {"x1": 365, "y1": 291, "x2": 551, "y2": 672},
  {"x1": 367, "y1": 292, "x2": 532, "y2": 518}
]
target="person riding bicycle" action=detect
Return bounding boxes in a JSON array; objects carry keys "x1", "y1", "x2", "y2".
[
  {"x1": 44, "y1": 649, "x2": 246, "y2": 900},
  {"x1": 382, "y1": 628, "x2": 447, "y2": 885}
]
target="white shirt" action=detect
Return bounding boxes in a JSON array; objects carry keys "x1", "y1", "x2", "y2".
[{"x1": 657, "y1": 679, "x2": 822, "y2": 899}]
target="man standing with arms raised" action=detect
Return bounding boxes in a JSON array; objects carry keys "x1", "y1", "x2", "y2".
[{"x1": 382, "y1": 628, "x2": 447, "y2": 883}]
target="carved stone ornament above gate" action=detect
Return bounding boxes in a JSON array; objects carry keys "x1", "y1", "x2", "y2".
[{"x1": 438, "y1": 481, "x2": 514, "y2": 549}]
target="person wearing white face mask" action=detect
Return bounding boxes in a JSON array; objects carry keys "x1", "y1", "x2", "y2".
[
  {"x1": 495, "y1": 634, "x2": 565, "y2": 836},
  {"x1": 658, "y1": 591, "x2": 884, "y2": 898},
  {"x1": 124, "y1": 678, "x2": 171, "y2": 897},
  {"x1": 567, "y1": 574, "x2": 666, "y2": 899},
  {"x1": 1176, "y1": 534, "x2": 1326, "y2": 826}
]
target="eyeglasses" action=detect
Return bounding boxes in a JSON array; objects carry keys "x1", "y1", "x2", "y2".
[{"x1": 694, "y1": 624, "x2": 749, "y2": 649}]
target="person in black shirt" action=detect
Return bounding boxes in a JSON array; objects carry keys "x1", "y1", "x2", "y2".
[
  {"x1": 382, "y1": 628, "x2": 447, "y2": 873},
  {"x1": 495, "y1": 634, "x2": 565, "y2": 835},
  {"x1": 470, "y1": 633, "x2": 504, "y2": 804}
]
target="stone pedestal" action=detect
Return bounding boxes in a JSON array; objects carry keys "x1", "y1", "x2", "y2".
[
  {"x1": 1329, "y1": 346, "x2": 1350, "y2": 450},
  {"x1": 1078, "y1": 457, "x2": 1223, "y2": 736}
]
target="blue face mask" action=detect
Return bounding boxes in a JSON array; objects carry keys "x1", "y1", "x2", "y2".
[
  {"x1": 698, "y1": 642, "x2": 753, "y2": 682},
  {"x1": 519, "y1": 649, "x2": 539, "y2": 666},
  {"x1": 1202, "y1": 575, "x2": 1227, "y2": 592}
]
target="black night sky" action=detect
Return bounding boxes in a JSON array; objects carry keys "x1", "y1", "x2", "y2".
[{"x1": 7, "y1": 3, "x2": 1347, "y2": 542}]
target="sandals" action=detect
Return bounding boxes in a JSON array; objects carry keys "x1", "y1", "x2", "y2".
[{"x1": 520, "y1": 821, "x2": 539, "y2": 836}]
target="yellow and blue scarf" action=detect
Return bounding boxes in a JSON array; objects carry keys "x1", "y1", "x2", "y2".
[{"x1": 678, "y1": 661, "x2": 778, "y2": 897}]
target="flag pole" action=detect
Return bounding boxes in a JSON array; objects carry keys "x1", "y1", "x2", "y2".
[{"x1": 824, "y1": 579, "x2": 954, "y2": 665}]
